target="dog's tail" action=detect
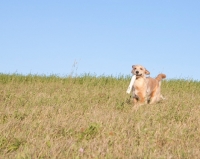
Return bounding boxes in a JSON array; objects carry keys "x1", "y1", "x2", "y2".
[{"x1": 156, "y1": 74, "x2": 166, "y2": 81}]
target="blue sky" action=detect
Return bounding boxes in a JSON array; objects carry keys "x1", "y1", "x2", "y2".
[{"x1": 1, "y1": 1, "x2": 200, "y2": 80}]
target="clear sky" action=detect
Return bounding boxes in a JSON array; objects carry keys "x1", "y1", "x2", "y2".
[{"x1": 1, "y1": 1, "x2": 200, "y2": 80}]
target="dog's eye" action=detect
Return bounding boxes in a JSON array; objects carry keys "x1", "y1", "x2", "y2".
[
  {"x1": 134, "y1": 68, "x2": 136, "y2": 70},
  {"x1": 140, "y1": 68, "x2": 143, "y2": 70}
]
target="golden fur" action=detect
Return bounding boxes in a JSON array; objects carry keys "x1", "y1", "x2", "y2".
[{"x1": 131, "y1": 65, "x2": 166, "y2": 105}]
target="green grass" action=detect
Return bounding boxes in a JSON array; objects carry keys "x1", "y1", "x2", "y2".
[{"x1": 0, "y1": 73, "x2": 200, "y2": 158}]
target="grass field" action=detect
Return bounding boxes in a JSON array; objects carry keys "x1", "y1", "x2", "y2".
[{"x1": 0, "y1": 73, "x2": 200, "y2": 159}]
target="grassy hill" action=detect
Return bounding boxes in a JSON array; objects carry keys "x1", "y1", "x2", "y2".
[{"x1": 0, "y1": 74, "x2": 200, "y2": 158}]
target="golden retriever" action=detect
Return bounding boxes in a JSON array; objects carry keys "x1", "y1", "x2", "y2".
[{"x1": 131, "y1": 65, "x2": 166, "y2": 105}]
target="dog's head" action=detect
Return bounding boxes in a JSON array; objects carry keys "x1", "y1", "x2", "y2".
[{"x1": 131, "y1": 65, "x2": 150, "y2": 78}]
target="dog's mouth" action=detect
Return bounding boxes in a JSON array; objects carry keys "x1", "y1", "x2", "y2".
[{"x1": 135, "y1": 74, "x2": 142, "y2": 77}]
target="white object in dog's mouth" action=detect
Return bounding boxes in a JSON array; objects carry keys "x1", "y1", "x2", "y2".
[{"x1": 126, "y1": 75, "x2": 136, "y2": 94}]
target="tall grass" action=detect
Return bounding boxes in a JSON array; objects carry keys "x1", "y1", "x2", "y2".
[{"x1": 0, "y1": 73, "x2": 200, "y2": 158}]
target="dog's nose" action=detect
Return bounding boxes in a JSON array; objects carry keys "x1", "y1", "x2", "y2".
[{"x1": 136, "y1": 71, "x2": 139, "y2": 74}]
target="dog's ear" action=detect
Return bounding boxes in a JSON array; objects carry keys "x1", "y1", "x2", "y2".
[
  {"x1": 131, "y1": 65, "x2": 135, "y2": 73},
  {"x1": 145, "y1": 69, "x2": 150, "y2": 75}
]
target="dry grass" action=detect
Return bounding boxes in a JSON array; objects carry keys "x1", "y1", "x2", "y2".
[{"x1": 0, "y1": 74, "x2": 200, "y2": 159}]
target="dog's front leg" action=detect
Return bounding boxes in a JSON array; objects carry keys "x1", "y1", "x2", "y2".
[
  {"x1": 134, "y1": 92, "x2": 146, "y2": 106},
  {"x1": 133, "y1": 97, "x2": 138, "y2": 105},
  {"x1": 138, "y1": 96, "x2": 146, "y2": 105}
]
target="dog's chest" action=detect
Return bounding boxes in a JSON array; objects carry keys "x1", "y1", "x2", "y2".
[
  {"x1": 134, "y1": 78, "x2": 146, "y2": 89},
  {"x1": 133, "y1": 78, "x2": 147, "y2": 97}
]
